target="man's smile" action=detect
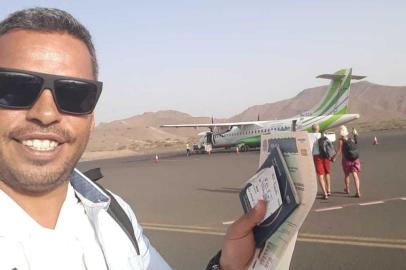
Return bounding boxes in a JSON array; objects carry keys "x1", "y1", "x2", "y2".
[
  {"x1": 22, "y1": 139, "x2": 59, "y2": 151},
  {"x1": 11, "y1": 131, "x2": 67, "y2": 159}
]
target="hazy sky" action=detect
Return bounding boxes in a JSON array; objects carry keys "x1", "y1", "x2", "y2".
[{"x1": 1, "y1": 1, "x2": 405, "y2": 124}]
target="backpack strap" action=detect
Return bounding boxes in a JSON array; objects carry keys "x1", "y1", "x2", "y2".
[
  {"x1": 83, "y1": 167, "x2": 104, "y2": 182},
  {"x1": 83, "y1": 168, "x2": 140, "y2": 255}
]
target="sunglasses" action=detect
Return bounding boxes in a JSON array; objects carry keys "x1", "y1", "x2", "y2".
[{"x1": 0, "y1": 67, "x2": 102, "y2": 115}]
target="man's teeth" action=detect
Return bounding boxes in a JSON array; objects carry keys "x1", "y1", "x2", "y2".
[{"x1": 22, "y1": 139, "x2": 59, "y2": 151}]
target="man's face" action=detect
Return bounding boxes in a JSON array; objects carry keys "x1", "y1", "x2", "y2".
[{"x1": 0, "y1": 29, "x2": 95, "y2": 193}]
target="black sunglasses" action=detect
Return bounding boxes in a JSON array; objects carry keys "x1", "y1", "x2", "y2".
[{"x1": 0, "y1": 67, "x2": 102, "y2": 115}]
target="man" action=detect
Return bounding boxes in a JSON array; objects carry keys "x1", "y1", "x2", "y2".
[
  {"x1": 0, "y1": 7, "x2": 265, "y2": 270},
  {"x1": 310, "y1": 124, "x2": 332, "y2": 199}
]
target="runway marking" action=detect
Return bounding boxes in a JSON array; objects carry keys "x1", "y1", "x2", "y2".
[
  {"x1": 300, "y1": 233, "x2": 406, "y2": 244},
  {"x1": 314, "y1": 196, "x2": 406, "y2": 212},
  {"x1": 142, "y1": 225, "x2": 226, "y2": 236},
  {"x1": 359, "y1": 201, "x2": 384, "y2": 206},
  {"x1": 222, "y1": 220, "x2": 235, "y2": 225},
  {"x1": 315, "y1": 206, "x2": 343, "y2": 212},
  {"x1": 142, "y1": 223, "x2": 406, "y2": 250},
  {"x1": 298, "y1": 237, "x2": 406, "y2": 250},
  {"x1": 141, "y1": 222, "x2": 222, "y2": 231}
]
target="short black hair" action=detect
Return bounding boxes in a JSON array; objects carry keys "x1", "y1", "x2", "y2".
[{"x1": 0, "y1": 7, "x2": 98, "y2": 78}]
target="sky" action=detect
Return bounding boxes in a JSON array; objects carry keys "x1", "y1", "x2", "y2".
[{"x1": 1, "y1": 1, "x2": 406, "y2": 124}]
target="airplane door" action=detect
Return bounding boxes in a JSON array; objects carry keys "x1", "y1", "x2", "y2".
[
  {"x1": 206, "y1": 132, "x2": 213, "y2": 144},
  {"x1": 291, "y1": 120, "x2": 297, "y2": 131}
]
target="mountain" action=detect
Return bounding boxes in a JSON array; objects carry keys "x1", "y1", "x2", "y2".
[
  {"x1": 86, "y1": 81, "x2": 406, "y2": 154},
  {"x1": 230, "y1": 81, "x2": 406, "y2": 122},
  {"x1": 87, "y1": 110, "x2": 224, "y2": 152}
]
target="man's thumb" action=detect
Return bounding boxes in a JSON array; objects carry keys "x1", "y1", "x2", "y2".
[{"x1": 227, "y1": 200, "x2": 266, "y2": 239}]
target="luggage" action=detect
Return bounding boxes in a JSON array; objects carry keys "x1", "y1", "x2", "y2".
[
  {"x1": 318, "y1": 136, "x2": 336, "y2": 159},
  {"x1": 343, "y1": 139, "x2": 359, "y2": 161}
]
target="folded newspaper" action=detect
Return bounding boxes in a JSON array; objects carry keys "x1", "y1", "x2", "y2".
[{"x1": 240, "y1": 131, "x2": 317, "y2": 270}]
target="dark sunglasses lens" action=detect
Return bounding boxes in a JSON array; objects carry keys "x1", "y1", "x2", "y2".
[
  {"x1": 0, "y1": 72, "x2": 43, "y2": 108},
  {"x1": 54, "y1": 80, "x2": 98, "y2": 114}
]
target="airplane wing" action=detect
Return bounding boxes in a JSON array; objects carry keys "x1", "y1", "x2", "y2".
[{"x1": 161, "y1": 121, "x2": 265, "y2": 128}]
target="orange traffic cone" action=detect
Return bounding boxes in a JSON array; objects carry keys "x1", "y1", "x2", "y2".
[
  {"x1": 372, "y1": 136, "x2": 379, "y2": 145},
  {"x1": 154, "y1": 154, "x2": 159, "y2": 163}
]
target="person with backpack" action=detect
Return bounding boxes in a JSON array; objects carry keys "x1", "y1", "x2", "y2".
[
  {"x1": 310, "y1": 124, "x2": 334, "y2": 200},
  {"x1": 334, "y1": 125, "x2": 361, "y2": 197}
]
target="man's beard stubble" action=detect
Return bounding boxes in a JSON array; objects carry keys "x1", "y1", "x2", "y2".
[{"x1": 0, "y1": 125, "x2": 87, "y2": 194}]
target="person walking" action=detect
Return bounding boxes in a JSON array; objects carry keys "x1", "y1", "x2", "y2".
[
  {"x1": 186, "y1": 143, "x2": 191, "y2": 156},
  {"x1": 310, "y1": 124, "x2": 332, "y2": 200},
  {"x1": 334, "y1": 125, "x2": 362, "y2": 197}
]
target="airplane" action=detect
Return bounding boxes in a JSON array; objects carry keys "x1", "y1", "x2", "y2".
[{"x1": 161, "y1": 68, "x2": 365, "y2": 152}]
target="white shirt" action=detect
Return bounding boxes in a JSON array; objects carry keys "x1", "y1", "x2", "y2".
[
  {"x1": 309, "y1": 132, "x2": 321, "y2": 155},
  {"x1": 0, "y1": 183, "x2": 107, "y2": 270},
  {"x1": 0, "y1": 169, "x2": 172, "y2": 270}
]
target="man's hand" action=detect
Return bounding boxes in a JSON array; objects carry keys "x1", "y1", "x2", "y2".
[{"x1": 220, "y1": 200, "x2": 266, "y2": 270}]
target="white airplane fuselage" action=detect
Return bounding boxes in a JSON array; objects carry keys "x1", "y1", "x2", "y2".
[{"x1": 201, "y1": 114, "x2": 359, "y2": 149}]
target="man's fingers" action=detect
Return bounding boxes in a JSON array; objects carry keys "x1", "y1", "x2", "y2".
[{"x1": 227, "y1": 200, "x2": 266, "y2": 239}]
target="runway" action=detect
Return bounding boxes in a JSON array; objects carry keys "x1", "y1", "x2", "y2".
[{"x1": 79, "y1": 129, "x2": 406, "y2": 270}]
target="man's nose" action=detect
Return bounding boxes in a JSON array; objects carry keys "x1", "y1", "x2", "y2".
[{"x1": 26, "y1": 89, "x2": 62, "y2": 126}]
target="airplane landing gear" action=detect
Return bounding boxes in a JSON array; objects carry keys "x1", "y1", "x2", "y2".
[{"x1": 239, "y1": 144, "x2": 249, "y2": 152}]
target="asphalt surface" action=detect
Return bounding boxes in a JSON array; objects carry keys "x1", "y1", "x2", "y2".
[{"x1": 79, "y1": 129, "x2": 406, "y2": 270}]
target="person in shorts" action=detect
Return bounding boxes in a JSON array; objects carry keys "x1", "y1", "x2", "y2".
[
  {"x1": 334, "y1": 125, "x2": 362, "y2": 197},
  {"x1": 310, "y1": 124, "x2": 331, "y2": 199}
]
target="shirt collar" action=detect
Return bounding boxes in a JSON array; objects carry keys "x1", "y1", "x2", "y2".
[{"x1": 0, "y1": 169, "x2": 111, "y2": 239}]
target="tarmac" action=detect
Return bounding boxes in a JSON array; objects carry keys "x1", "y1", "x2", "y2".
[{"x1": 79, "y1": 129, "x2": 406, "y2": 270}]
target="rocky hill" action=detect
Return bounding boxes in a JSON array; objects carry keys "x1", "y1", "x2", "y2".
[
  {"x1": 85, "y1": 81, "x2": 406, "y2": 157},
  {"x1": 87, "y1": 110, "x2": 225, "y2": 152},
  {"x1": 229, "y1": 81, "x2": 406, "y2": 122}
]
